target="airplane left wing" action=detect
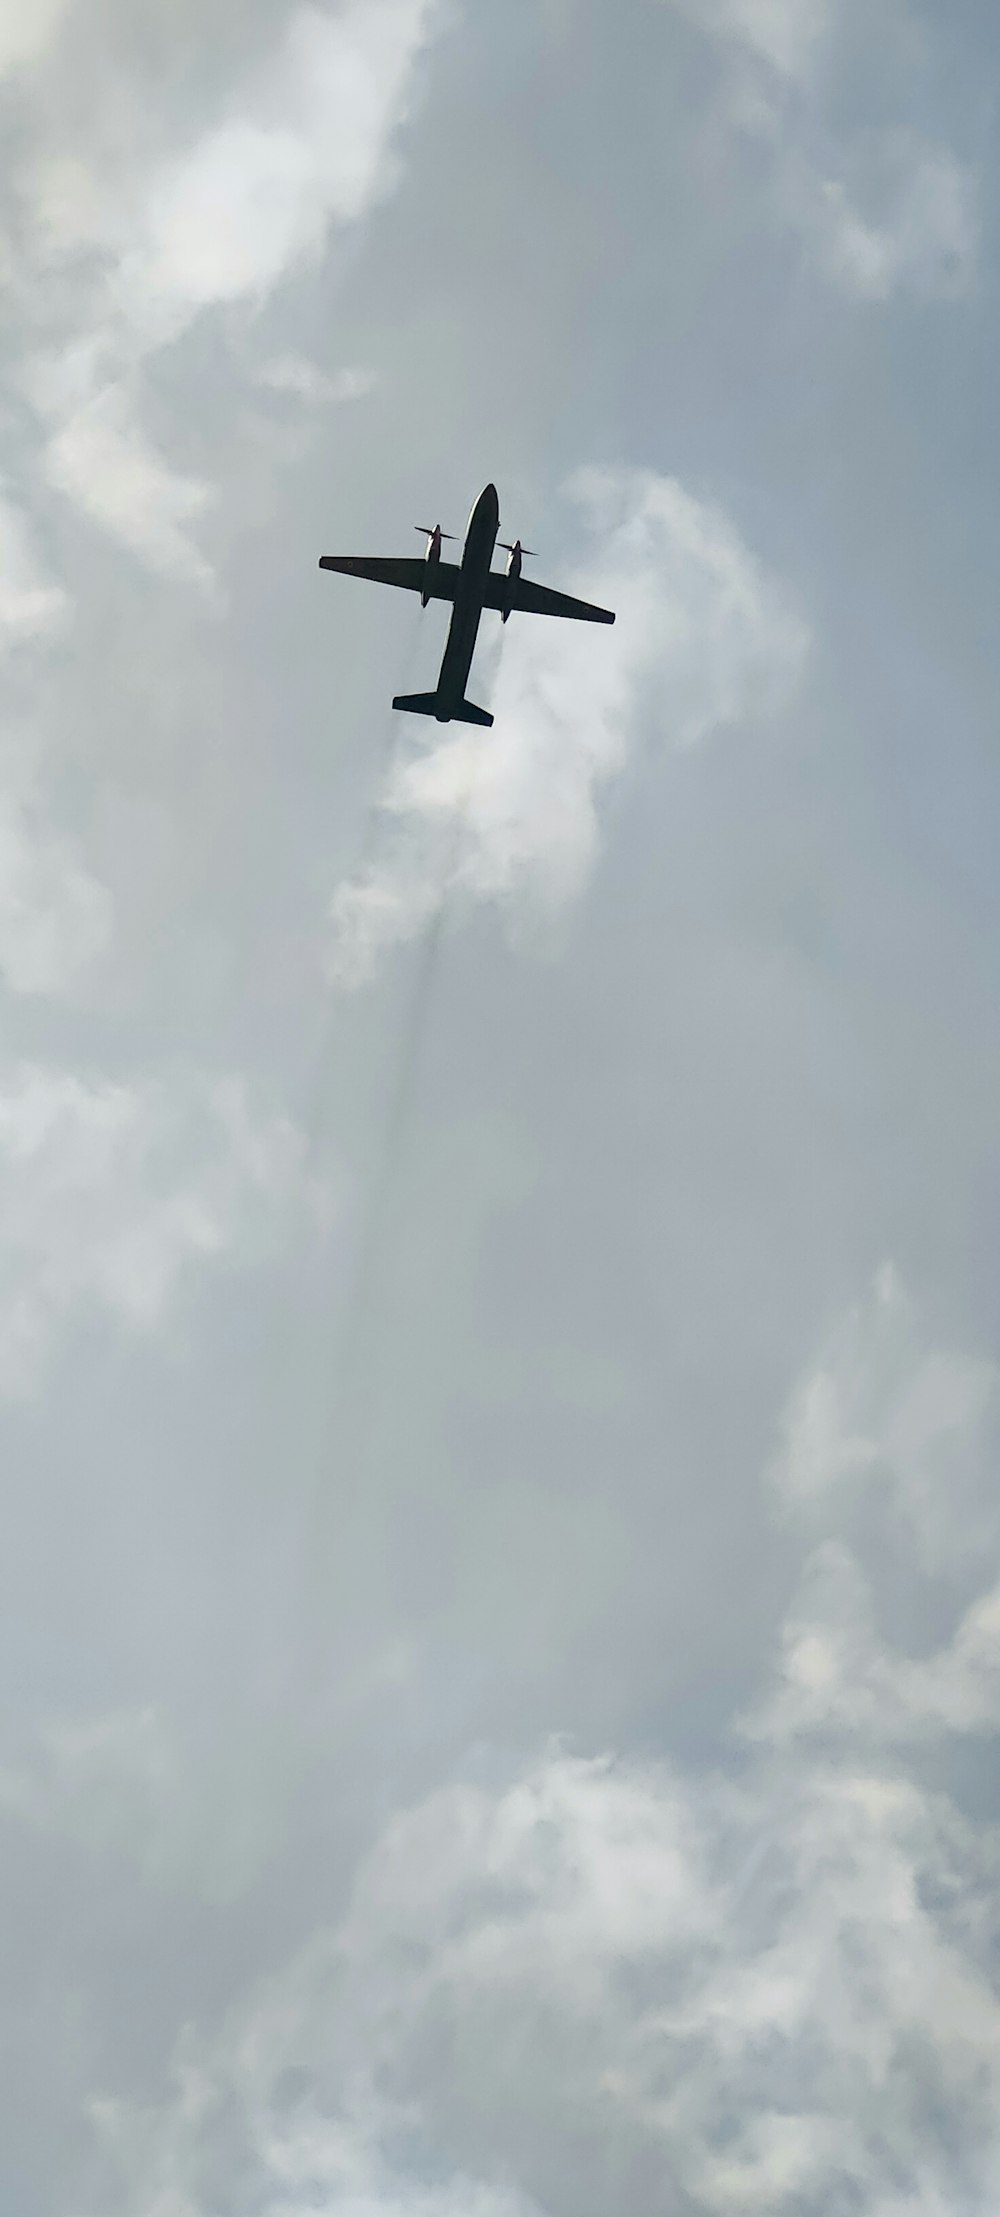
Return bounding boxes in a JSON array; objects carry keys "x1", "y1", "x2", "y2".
[
  {"x1": 482, "y1": 573, "x2": 615, "y2": 624},
  {"x1": 318, "y1": 556, "x2": 460, "y2": 602}
]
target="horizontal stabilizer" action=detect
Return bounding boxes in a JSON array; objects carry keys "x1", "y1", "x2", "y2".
[
  {"x1": 392, "y1": 692, "x2": 494, "y2": 728},
  {"x1": 392, "y1": 691, "x2": 439, "y2": 716}
]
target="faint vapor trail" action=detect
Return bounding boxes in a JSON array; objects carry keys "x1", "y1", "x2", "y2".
[
  {"x1": 296, "y1": 798, "x2": 467, "y2": 1695},
  {"x1": 332, "y1": 783, "x2": 466, "y2": 1407},
  {"x1": 335, "y1": 891, "x2": 447, "y2": 1394},
  {"x1": 299, "y1": 603, "x2": 426, "y2": 1161}
]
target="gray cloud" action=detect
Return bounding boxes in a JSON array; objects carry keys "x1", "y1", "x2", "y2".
[
  {"x1": 673, "y1": 0, "x2": 832, "y2": 80},
  {"x1": 668, "y1": 0, "x2": 978, "y2": 299},
  {"x1": 0, "y1": 1066, "x2": 315, "y2": 1390},
  {"x1": 0, "y1": 1, "x2": 994, "y2": 2210},
  {"x1": 0, "y1": 797, "x2": 112, "y2": 994},
  {"x1": 47, "y1": 387, "x2": 218, "y2": 591},
  {"x1": 126, "y1": 0, "x2": 440, "y2": 332},
  {"x1": 67, "y1": 1280, "x2": 1000, "y2": 2217},
  {"x1": 17, "y1": 0, "x2": 442, "y2": 581},
  {"x1": 254, "y1": 355, "x2": 377, "y2": 405},
  {"x1": 771, "y1": 1263, "x2": 999, "y2": 1571},
  {"x1": 0, "y1": 488, "x2": 68, "y2": 641},
  {"x1": 0, "y1": 0, "x2": 70, "y2": 76}
]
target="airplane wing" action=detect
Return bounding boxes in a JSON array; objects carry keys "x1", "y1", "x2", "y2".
[
  {"x1": 318, "y1": 556, "x2": 460, "y2": 602},
  {"x1": 482, "y1": 573, "x2": 615, "y2": 624}
]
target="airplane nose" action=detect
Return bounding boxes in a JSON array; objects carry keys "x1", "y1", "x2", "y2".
[{"x1": 467, "y1": 482, "x2": 501, "y2": 536}]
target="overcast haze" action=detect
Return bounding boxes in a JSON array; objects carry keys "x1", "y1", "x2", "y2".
[{"x1": 2, "y1": 0, "x2": 1000, "y2": 2210}]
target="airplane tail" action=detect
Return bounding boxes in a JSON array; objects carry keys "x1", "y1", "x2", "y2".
[{"x1": 392, "y1": 691, "x2": 494, "y2": 728}]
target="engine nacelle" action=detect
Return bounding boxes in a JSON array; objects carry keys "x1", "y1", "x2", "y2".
[
  {"x1": 415, "y1": 523, "x2": 454, "y2": 607},
  {"x1": 498, "y1": 538, "x2": 536, "y2": 622}
]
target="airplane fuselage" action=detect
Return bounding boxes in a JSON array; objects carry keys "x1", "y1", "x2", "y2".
[{"x1": 433, "y1": 483, "x2": 499, "y2": 721}]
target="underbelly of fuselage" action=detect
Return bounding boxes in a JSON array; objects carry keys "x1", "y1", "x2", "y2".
[{"x1": 435, "y1": 485, "x2": 500, "y2": 718}]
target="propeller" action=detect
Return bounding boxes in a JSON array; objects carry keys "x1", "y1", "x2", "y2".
[
  {"x1": 499, "y1": 540, "x2": 537, "y2": 558},
  {"x1": 415, "y1": 525, "x2": 457, "y2": 541}
]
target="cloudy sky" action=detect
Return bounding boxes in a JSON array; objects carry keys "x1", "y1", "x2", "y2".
[{"x1": 2, "y1": 0, "x2": 1000, "y2": 2210}]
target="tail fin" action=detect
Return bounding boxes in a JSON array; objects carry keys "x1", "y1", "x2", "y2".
[
  {"x1": 392, "y1": 690, "x2": 439, "y2": 717},
  {"x1": 392, "y1": 692, "x2": 494, "y2": 728}
]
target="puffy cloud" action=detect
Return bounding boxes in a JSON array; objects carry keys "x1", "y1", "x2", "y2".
[
  {"x1": 128, "y1": 0, "x2": 439, "y2": 334},
  {"x1": 328, "y1": 467, "x2": 807, "y2": 984},
  {"x1": 0, "y1": 1065, "x2": 310, "y2": 1390},
  {"x1": 752, "y1": 1265, "x2": 1000, "y2": 1748},
  {"x1": 74, "y1": 1274, "x2": 1000, "y2": 2217},
  {"x1": 46, "y1": 385, "x2": 216, "y2": 591},
  {"x1": 92, "y1": 2071, "x2": 541, "y2": 2217},
  {"x1": 750, "y1": 1538, "x2": 1000, "y2": 1745},
  {"x1": 22, "y1": 0, "x2": 441, "y2": 577},
  {"x1": 772, "y1": 1261, "x2": 999, "y2": 1569},
  {"x1": 81, "y1": 1747, "x2": 1000, "y2": 2217}
]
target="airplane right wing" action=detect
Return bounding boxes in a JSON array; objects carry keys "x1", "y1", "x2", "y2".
[
  {"x1": 482, "y1": 573, "x2": 615, "y2": 624},
  {"x1": 318, "y1": 555, "x2": 461, "y2": 601}
]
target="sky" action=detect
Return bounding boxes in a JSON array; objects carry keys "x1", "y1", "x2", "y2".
[{"x1": 1, "y1": 0, "x2": 1000, "y2": 2210}]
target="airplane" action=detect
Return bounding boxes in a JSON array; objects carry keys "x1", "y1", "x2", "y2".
[{"x1": 318, "y1": 482, "x2": 615, "y2": 729}]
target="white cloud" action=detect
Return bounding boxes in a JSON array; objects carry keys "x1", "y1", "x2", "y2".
[
  {"x1": 77, "y1": 1276, "x2": 1000, "y2": 2217},
  {"x1": 0, "y1": 0, "x2": 72, "y2": 77},
  {"x1": 255, "y1": 354, "x2": 376, "y2": 406},
  {"x1": 674, "y1": 0, "x2": 831, "y2": 81},
  {"x1": 25, "y1": 0, "x2": 440, "y2": 577},
  {"x1": 46, "y1": 384, "x2": 216, "y2": 589},
  {"x1": 750, "y1": 1537, "x2": 1000, "y2": 1745},
  {"x1": 809, "y1": 138, "x2": 977, "y2": 301},
  {"x1": 0, "y1": 1065, "x2": 309, "y2": 1390},
  {"x1": 0, "y1": 797, "x2": 112, "y2": 994},
  {"x1": 0, "y1": 1706, "x2": 180, "y2": 1866},
  {"x1": 0, "y1": 500, "x2": 111, "y2": 997},
  {"x1": 92, "y1": 2069, "x2": 541, "y2": 2217},
  {"x1": 337, "y1": 1754, "x2": 1000, "y2": 2213},
  {"x1": 750, "y1": 1266, "x2": 1000, "y2": 1749},
  {"x1": 0, "y1": 489, "x2": 68, "y2": 641},
  {"x1": 129, "y1": 0, "x2": 437, "y2": 333},
  {"x1": 668, "y1": 0, "x2": 979, "y2": 301},
  {"x1": 0, "y1": 1704, "x2": 295, "y2": 1901},
  {"x1": 772, "y1": 1261, "x2": 998, "y2": 1568},
  {"x1": 328, "y1": 466, "x2": 807, "y2": 984},
  {"x1": 82, "y1": 1742, "x2": 1000, "y2": 2217}
]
